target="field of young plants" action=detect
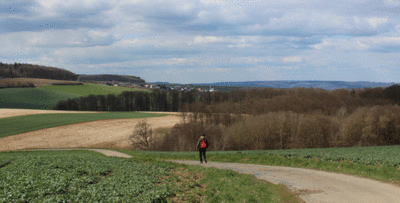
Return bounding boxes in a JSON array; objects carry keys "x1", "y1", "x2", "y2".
[
  {"x1": 0, "y1": 83, "x2": 149, "y2": 110},
  {"x1": 0, "y1": 150, "x2": 178, "y2": 202},
  {"x1": 0, "y1": 112, "x2": 168, "y2": 138},
  {"x1": 0, "y1": 150, "x2": 305, "y2": 203},
  {"x1": 38, "y1": 83, "x2": 150, "y2": 97}
]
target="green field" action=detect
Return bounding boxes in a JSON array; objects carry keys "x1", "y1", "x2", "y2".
[
  {"x1": 39, "y1": 83, "x2": 150, "y2": 97},
  {"x1": 0, "y1": 112, "x2": 168, "y2": 138},
  {"x1": 0, "y1": 150, "x2": 302, "y2": 203},
  {"x1": 0, "y1": 88, "x2": 81, "y2": 110},
  {"x1": 0, "y1": 83, "x2": 150, "y2": 110},
  {"x1": 116, "y1": 145, "x2": 400, "y2": 187}
]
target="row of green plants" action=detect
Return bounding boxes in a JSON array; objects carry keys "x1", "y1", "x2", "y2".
[
  {"x1": 0, "y1": 150, "x2": 303, "y2": 203},
  {"x1": 0, "y1": 112, "x2": 167, "y2": 138}
]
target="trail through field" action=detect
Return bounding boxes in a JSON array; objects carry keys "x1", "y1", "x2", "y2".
[
  {"x1": 169, "y1": 160, "x2": 400, "y2": 203},
  {"x1": 21, "y1": 148, "x2": 133, "y2": 158},
  {"x1": 0, "y1": 109, "x2": 182, "y2": 151}
]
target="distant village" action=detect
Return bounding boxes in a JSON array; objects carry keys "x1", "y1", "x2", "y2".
[{"x1": 94, "y1": 80, "x2": 216, "y2": 92}]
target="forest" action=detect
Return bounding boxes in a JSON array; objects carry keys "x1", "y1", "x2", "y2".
[
  {"x1": 0, "y1": 62, "x2": 78, "y2": 81},
  {"x1": 54, "y1": 84, "x2": 400, "y2": 151}
]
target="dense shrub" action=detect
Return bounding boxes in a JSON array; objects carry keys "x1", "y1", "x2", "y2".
[
  {"x1": 339, "y1": 105, "x2": 400, "y2": 147},
  {"x1": 0, "y1": 80, "x2": 35, "y2": 88}
]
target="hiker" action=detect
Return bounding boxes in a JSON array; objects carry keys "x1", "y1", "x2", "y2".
[{"x1": 196, "y1": 134, "x2": 209, "y2": 164}]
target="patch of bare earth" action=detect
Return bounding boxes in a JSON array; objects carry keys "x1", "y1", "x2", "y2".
[
  {"x1": 0, "y1": 109, "x2": 182, "y2": 151},
  {"x1": 0, "y1": 108, "x2": 107, "y2": 119},
  {"x1": 0, "y1": 78, "x2": 82, "y2": 87}
]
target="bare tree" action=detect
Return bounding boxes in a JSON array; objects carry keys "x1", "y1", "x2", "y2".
[{"x1": 130, "y1": 121, "x2": 153, "y2": 150}]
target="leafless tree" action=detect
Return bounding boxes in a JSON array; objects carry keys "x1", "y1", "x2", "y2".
[{"x1": 130, "y1": 121, "x2": 153, "y2": 150}]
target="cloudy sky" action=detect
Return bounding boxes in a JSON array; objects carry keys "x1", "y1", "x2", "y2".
[{"x1": 1, "y1": 0, "x2": 400, "y2": 83}]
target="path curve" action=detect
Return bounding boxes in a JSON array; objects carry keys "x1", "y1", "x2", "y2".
[
  {"x1": 20, "y1": 148, "x2": 132, "y2": 158},
  {"x1": 168, "y1": 160, "x2": 400, "y2": 203}
]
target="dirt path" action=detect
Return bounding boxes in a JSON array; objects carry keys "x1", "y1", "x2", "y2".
[
  {"x1": 21, "y1": 148, "x2": 133, "y2": 158},
  {"x1": 168, "y1": 160, "x2": 400, "y2": 203}
]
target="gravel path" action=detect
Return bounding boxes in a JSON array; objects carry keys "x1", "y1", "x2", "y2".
[{"x1": 168, "y1": 160, "x2": 400, "y2": 203}]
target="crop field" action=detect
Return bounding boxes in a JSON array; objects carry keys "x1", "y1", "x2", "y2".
[
  {"x1": 0, "y1": 150, "x2": 178, "y2": 202},
  {"x1": 38, "y1": 83, "x2": 150, "y2": 97},
  {"x1": 0, "y1": 150, "x2": 303, "y2": 203},
  {"x1": 0, "y1": 112, "x2": 168, "y2": 138},
  {"x1": 0, "y1": 78, "x2": 82, "y2": 88},
  {"x1": 0, "y1": 83, "x2": 150, "y2": 110},
  {"x1": 0, "y1": 88, "x2": 81, "y2": 110}
]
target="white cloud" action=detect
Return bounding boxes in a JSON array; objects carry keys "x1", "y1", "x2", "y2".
[
  {"x1": 283, "y1": 56, "x2": 302, "y2": 62},
  {"x1": 194, "y1": 35, "x2": 222, "y2": 44}
]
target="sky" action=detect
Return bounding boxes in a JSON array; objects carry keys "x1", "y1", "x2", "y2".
[{"x1": 1, "y1": 0, "x2": 400, "y2": 84}]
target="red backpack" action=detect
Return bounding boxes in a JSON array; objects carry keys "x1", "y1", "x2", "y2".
[{"x1": 200, "y1": 139, "x2": 207, "y2": 149}]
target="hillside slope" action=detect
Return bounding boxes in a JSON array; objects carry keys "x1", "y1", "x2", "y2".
[{"x1": 77, "y1": 74, "x2": 145, "y2": 83}]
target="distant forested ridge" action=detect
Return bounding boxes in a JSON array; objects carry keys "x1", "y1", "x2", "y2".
[
  {"x1": 0, "y1": 62, "x2": 78, "y2": 81},
  {"x1": 199, "y1": 80, "x2": 399, "y2": 90},
  {"x1": 77, "y1": 74, "x2": 145, "y2": 83}
]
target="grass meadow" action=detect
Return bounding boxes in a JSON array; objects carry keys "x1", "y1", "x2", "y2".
[
  {"x1": 0, "y1": 112, "x2": 168, "y2": 138},
  {"x1": 38, "y1": 83, "x2": 151, "y2": 97},
  {"x1": 0, "y1": 88, "x2": 81, "y2": 109},
  {"x1": 0, "y1": 150, "x2": 303, "y2": 203},
  {"x1": 0, "y1": 83, "x2": 150, "y2": 110}
]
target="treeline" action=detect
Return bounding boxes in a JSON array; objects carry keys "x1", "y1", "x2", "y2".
[
  {"x1": 149, "y1": 105, "x2": 400, "y2": 151},
  {"x1": 0, "y1": 62, "x2": 78, "y2": 81},
  {"x1": 77, "y1": 74, "x2": 145, "y2": 83},
  {"x1": 54, "y1": 90, "x2": 198, "y2": 112},
  {"x1": 54, "y1": 85, "x2": 400, "y2": 117}
]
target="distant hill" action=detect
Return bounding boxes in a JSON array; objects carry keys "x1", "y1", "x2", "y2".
[
  {"x1": 194, "y1": 80, "x2": 399, "y2": 90},
  {"x1": 0, "y1": 62, "x2": 78, "y2": 81},
  {"x1": 77, "y1": 74, "x2": 145, "y2": 83}
]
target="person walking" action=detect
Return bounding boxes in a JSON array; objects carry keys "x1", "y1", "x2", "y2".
[{"x1": 196, "y1": 134, "x2": 209, "y2": 164}]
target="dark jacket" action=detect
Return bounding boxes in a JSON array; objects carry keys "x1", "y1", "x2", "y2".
[{"x1": 196, "y1": 138, "x2": 209, "y2": 150}]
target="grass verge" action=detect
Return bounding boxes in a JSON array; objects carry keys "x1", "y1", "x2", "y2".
[{"x1": 0, "y1": 112, "x2": 169, "y2": 138}]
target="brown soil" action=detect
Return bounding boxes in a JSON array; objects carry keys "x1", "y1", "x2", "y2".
[
  {"x1": 0, "y1": 108, "x2": 107, "y2": 119},
  {"x1": 0, "y1": 109, "x2": 182, "y2": 151},
  {"x1": 0, "y1": 78, "x2": 82, "y2": 87}
]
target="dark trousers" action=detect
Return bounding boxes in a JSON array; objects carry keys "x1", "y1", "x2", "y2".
[{"x1": 199, "y1": 148, "x2": 207, "y2": 162}]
